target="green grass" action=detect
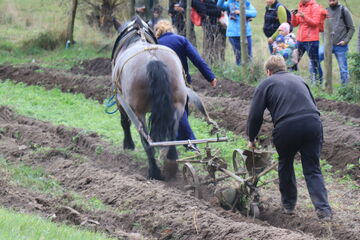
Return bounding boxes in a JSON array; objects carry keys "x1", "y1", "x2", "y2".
[
  {"x1": 0, "y1": 155, "x2": 109, "y2": 211},
  {"x1": 0, "y1": 208, "x2": 116, "y2": 240},
  {"x1": 0, "y1": 80, "x2": 249, "y2": 167},
  {"x1": 0, "y1": 42, "x2": 109, "y2": 70},
  {"x1": 0, "y1": 157, "x2": 63, "y2": 195}
]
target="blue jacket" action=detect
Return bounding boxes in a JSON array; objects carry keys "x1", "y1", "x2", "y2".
[
  {"x1": 217, "y1": 0, "x2": 257, "y2": 37},
  {"x1": 158, "y1": 32, "x2": 215, "y2": 84}
]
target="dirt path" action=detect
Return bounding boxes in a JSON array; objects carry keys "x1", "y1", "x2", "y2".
[{"x1": 0, "y1": 60, "x2": 359, "y2": 239}]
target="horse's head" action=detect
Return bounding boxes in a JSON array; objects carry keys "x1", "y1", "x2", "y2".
[{"x1": 111, "y1": 16, "x2": 157, "y2": 60}]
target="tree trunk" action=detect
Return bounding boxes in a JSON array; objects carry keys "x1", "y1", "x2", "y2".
[
  {"x1": 186, "y1": 0, "x2": 192, "y2": 41},
  {"x1": 239, "y1": 0, "x2": 248, "y2": 66},
  {"x1": 130, "y1": 0, "x2": 135, "y2": 16},
  {"x1": 66, "y1": 0, "x2": 78, "y2": 44},
  {"x1": 324, "y1": 18, "x2": 333, "y2": 93}
]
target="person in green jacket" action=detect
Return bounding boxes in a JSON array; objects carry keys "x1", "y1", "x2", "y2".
[{"x1": 263, "y1": 0, "x2": 290, "y2": 54}]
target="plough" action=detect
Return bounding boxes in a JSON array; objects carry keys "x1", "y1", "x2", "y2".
[{"x1": 177, "y1": 147, "x2": 278, "y2": 218}]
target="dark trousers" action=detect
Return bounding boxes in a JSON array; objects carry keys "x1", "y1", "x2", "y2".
[
  {"x1": 272, "y1": 114, "x2": 332, "y2": 216},
  {"x1": 297, "y1": 41, "x2": 323, "y2": 84},
  {"x1": 228, "y1": 36, "x2": 252, "y2": 66},
  {"x1": 176, "y1": 102, "x2": 196, "y2": 141}
]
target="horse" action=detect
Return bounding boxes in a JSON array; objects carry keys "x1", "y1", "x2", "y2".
[{"x1": 111, "y1": 16, "x2": 187, "y2": 181}]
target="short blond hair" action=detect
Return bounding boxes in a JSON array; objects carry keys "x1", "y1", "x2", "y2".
[
  {"x1": 154, "y1": 19, "x2": 176, "y2": 38},
  {"x1": 264, "y1": 55, "x2": 287, "y2": 74}
]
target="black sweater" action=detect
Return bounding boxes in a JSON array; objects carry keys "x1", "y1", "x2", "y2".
[{"x1": 247, "y1": 71, "x2": 319, "y2": 141}]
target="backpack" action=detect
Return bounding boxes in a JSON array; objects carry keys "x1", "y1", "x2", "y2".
[{"x1": 263, "y1": 2, "x2": 293, "y2": 37}]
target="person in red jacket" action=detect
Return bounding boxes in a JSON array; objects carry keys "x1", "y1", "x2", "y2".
[{"x1": 291, "y1": 0, "x2": 325, "y2": 84}]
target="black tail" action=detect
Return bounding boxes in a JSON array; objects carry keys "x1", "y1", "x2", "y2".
[{"x1": 147, "y1": 61, "x2": 176, "y2": 142}]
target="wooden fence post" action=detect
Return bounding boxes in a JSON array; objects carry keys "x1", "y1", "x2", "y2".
[
  {"x1": 66, "y1": 0, "x2": 78, "y2": 44},
  {"x1": 324, "y1": 17, "x2": 333, "y2": 93},
  {"x1": 186, "y1": 0, "x2": 192, "y2": 40},
  {"x1": 239, "y1": 0, "x2": 248, "y2": 68}
]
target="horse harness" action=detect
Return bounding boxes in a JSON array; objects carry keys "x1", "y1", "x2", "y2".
[{"x1": 111, "y1": 21, "x2": 184, "y2": 144}]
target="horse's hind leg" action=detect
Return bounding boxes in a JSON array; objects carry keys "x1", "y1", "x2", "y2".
[
  {"x1": 119, "y1": 107, "x2": 135, "y2": 150},
  {"x1": 139, "y1": 115, "x2": 164, "y2": 180},
  {"x1": 163, "y1": 110, "x2": 182, "y2": 180}
]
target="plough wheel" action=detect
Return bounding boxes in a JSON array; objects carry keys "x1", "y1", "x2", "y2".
[
  {"x1": 183, "y1": 163, "x2": 202, "y2": 199},
  {"x1": 232, "y1": 149, "x2": 246, "y2": 174}
]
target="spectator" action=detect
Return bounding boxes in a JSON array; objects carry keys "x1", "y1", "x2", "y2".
[
  {"x1": 217, "y1": 0, "x2": 257, "y2": 65},
  {"x1": 247, "y1": 55, "x2": 332, "y2": 220},
  {"x1": 168, "y1": 0, "x2": 201, "y2": 47},
  {"x1": 168, "y1": 0, "x2": 186, "y2": 36},
  {"x1": 291, "y1": 0, "x2": 325, "y2": 84},
  {"x1": 154, "y1": 20, "x2": 217, "y2": 149},
  {"x1": 202, "y1": 0, "x2": 226, "y2": 64},
  {"x1": 263, "y1": 0, "x2": 291, "y2": 54},
  {"x1": 326, "y1": 0, "x2": 355, "y2": 85},
  {"x1": 148, "y1": 5, "x2": 163, "y2": 29},
  {"x1": 272, "y1": 23, "x2": 297, "y2": 68},
  {"x1": 134, "y1": 0, "x2": 159, "y2": 22}
]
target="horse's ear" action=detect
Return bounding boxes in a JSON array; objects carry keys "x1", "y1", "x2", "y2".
[{"x1": 112, "y1": 17, "x2": 122, "y2": 33}]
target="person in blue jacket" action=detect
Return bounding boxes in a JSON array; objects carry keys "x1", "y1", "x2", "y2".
[
  {"x1": 154, "y1": 19, "x2": 217, "y2": 150},
  {"x1": 217, "y1": 0, "x2": 257, "y2": 65}
]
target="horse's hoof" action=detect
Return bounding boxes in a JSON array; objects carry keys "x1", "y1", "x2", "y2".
[
  {"x1": 123, "y1": 141, "x2": 135, "y2": 150},
  {"x1": 148, "y1": 168, "x2": 165, "y2": 181},
  {"x1": 123, "y1": 145, "x2": 135, "y2": 150},
  {"x1": 163, "y1": 159, "x2": 178, "y2": 181},
  {"x1": 148, "y1": 174, "x2": 165, "y2": 181}
]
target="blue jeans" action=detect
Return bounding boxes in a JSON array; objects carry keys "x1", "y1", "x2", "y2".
[
  {"x1": 309, "y1": 45, "x2": 349, "y2": 84},
  {"x1": 177, "y1": 107, "x2": 196, "y2": 141},
  {"x1": 333, "y1": 45, "x2": 349, "y2": 84},
  {"x1": 298, "y1": 41, "x2": 323, "y2": 84},
  {"x1": 229, "y1": 36, "x2": 253, "y2": 65}
]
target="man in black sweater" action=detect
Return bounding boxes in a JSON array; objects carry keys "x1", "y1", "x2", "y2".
[{"x1": 247, "y1": 55, "x2": 332, "y2": 220}]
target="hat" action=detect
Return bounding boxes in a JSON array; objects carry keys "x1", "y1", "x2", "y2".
[
  {"x1": 278, "y1": 22, "x2": 290, "y2": 34},
  {"x1": 276, "y1": 35, "x2": 285, "y2": 43}
]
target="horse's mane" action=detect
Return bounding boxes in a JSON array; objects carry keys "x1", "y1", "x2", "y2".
[{"x1": 111, "y1": 16, "x2": 157, "y2": 60}]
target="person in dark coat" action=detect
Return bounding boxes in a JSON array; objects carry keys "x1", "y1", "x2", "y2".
[
  {"x1": 202, "y1": 0, "x2": 226, "y2": 64},
  {"x1": 246, "y1": 55, "x2": 332, "y2": 220},
  {"x1": 135, "y1": 0, "x2": 159, "y2": 21},
  {"x1": 148, "y1": 5, "x2": 163, "y2": 29},
  {"x1": 154, "y1": 19, "x2": 217, "y2": 149},
  {"x1": 168, "y1": 0, "x2": 203, "y2": 46}
]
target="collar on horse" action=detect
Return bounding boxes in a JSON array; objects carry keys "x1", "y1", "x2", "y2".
[{"x1": 111, "y1": 16, "x2": 158, "y2": 62}]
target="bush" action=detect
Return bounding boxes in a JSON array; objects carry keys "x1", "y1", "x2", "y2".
[
  {"x1": 21, "y1": 30, "x2": 66, "y2": 51},
  {"x1": 337, "y1": 53, "x2": 360, "y2": 102},
  {"x1": 212, "y1": 59, "x2": 265, "y2": 85}
]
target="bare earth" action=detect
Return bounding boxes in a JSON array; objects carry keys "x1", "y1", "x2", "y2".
[{"x1": 0, "y1": 59, "x2": 359, "y2": 239}]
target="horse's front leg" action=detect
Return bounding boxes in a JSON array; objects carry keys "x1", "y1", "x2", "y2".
[
  {"x1": 119, "y1": 107, "x2": 135, "y2": 150},
  {"x1": 139, "y1": 115, "x2": 164, "y2": 181}
]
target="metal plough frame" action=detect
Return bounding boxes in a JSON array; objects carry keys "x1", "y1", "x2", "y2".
[
  {"x1": 178, "y1": 147, "x2": 278, "y2": 218},
  {"x1": 115, "y1": 90, "x2": 228, "y2": 147}
]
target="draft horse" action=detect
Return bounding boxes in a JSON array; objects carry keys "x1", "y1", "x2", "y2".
[{"x1": 111, "y1": 16, "x2": 187, "y2": 180}]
